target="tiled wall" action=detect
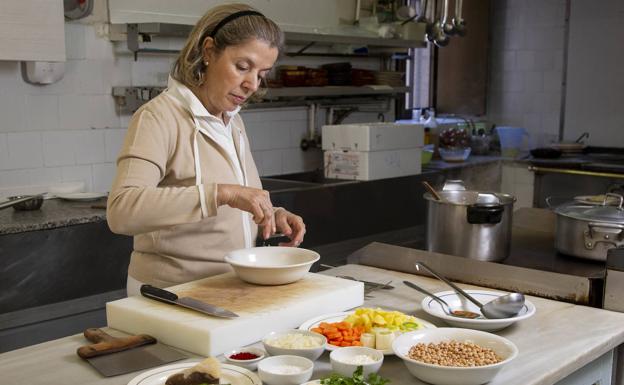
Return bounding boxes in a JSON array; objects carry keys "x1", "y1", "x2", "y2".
[
  {"x1": 0, "y1": 22, "x2": 392, "y2": 195},
  {"x1": 488, "y1": 0, "x2": 567, "y2": 146}
]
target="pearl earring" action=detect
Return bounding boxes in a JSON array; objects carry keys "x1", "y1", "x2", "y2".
[{"x1": 204, "y1": 61, "x2": 209, "y2": 66}]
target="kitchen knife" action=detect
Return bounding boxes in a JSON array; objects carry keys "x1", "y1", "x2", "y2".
[
  {"x1": 140, "y1": 284, "x2": 239, "y2": 318},
  {"x1": 77, "y1": 328, "x2": 186, "y2": 377}
]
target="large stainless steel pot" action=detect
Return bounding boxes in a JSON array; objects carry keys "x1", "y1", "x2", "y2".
[
  {"x1": 554, "y1": 193, "x2": 624, "y2": 261},
  {"x1": 425, "y1": 180, "x2": 516, "y2": 262}
]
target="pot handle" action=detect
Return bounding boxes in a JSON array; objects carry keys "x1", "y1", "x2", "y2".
[
  {"x1": 467, "y1": 204, "x2": 504, "y2": 224},
  {"x1": 604, "y1": 193, "x2": 624, "y2": 209},
  {"x1": 585, "y1": 222, "x2": 624, "y2": 250}
]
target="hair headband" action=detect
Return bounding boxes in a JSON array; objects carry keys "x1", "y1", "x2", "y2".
[{"x1": 209, "y1": 10, "x2": 265, "y2": 38}]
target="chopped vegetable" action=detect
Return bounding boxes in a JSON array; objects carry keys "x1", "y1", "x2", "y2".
[
  {"x1": 343, "y1": 308, "x2": 423, "y2": 333},
  {"x1": 311, "y1": 321, "x2": 365, "y2": 347},
  {"x1": 321, "y1": 366, "x2": 390, "y2": 385}
]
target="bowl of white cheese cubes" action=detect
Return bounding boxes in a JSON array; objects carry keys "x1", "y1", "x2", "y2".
[
  {"x1": 263, "y1": 329, "x2": 327, "y2": 361},
  {"x1": 330, "y1": 346, "x2": 384, "y2": 377}
]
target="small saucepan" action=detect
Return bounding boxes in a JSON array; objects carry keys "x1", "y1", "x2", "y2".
[{"x1": 0, "y1": 195, "x2": 45, "y2": 211}]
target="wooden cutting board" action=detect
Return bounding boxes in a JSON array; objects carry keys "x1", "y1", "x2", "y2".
[{"x1": 106, "y1": 272, "x2": 364, "y2": 356}]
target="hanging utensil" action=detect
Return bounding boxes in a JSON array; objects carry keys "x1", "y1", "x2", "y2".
[
  {"x1": 414, "y1": 0, "x2": 429, "y2": 23},
  {"x1": 430, "y1": 0, "x2": 449, "y2": 47},
  {"x1": 441, "y1": 0, "x2": 455, "y2": 36},
  {"x1": 425, "y1": 0, "x2": 437, "y2": 42},
  {"x1": 452, "y1": 0, "x2": 466, "y2": 36},
  {"x1": 415, "y1": 261, "x2": 525, "y2": 319}
]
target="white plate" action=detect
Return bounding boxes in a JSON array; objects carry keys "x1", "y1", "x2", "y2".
[
  {"x1": 55, "y1": 192, "x2": 108, "y2": 201},
  {"x1": 127, "y1": 362, "x2": 261, "y2": 385},
  {"x1": 299, "y1": 311, "x2": 436, "y2": 355},
  {"x1": 421, "y1": 290, "x2": 536, "y2": 332},
  {"x1": 301, "y1": 380, "x2": 321, "y2": 385}
]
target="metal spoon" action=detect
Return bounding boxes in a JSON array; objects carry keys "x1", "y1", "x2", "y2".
[
  {"x1": 441, "y1": 0, "x2": 455, "y2": 36},
  {"x1": 416, "y1": 0, "x2": 429, "y2": 23},
  {"x1": 404, "y1": 280, "x2": 480, "y2": 319},
  {"x1": 432, "y1": 0, "x2": 449, "y2": 47},
  {"x1": 415, "y1": 261, "x2": 525, "y2": 319},
  {"x1": 452, "y1": 0, "x2": 466, "y2": 36}
]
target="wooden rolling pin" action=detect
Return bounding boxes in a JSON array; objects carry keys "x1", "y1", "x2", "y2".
[{"x1": 76, "y1": 328, "x2": 156, "y2": 359}]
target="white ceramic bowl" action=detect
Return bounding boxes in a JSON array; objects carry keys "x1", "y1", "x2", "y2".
[
  {"x1": 224, "y1": 346, "x2": 266, "y2": 371},
  {"x1": 225, "y1": 247, "x2": 320, "y2": 285},
  {"x1": 421, "y1": 290, "x2": 536, "y2": 331},
  {"x1": 329, "y1": 346, "x2": 384, "y2": 377},
  {"x1": 263, "y1": 329, "x2": 327, "y2": 361},
  {"x1": 257, "y1": 355, "x2": 314, "y2": 385},
  {"x1": 392, "y1": 328, "x2": 518, "y2": 385}
]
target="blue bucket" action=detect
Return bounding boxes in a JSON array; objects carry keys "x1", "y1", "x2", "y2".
[{"x1": 495, "y1": 127, "x2": 530, "y2": 158}]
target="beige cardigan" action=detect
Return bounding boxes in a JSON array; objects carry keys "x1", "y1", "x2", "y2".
[{"x1": 107, "y1": 88, "x2": 261, "y2": 287}]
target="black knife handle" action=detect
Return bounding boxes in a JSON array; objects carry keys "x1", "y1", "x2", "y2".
[{"x1": 140, "y1": 284, "x2": 179, "y2": 304}]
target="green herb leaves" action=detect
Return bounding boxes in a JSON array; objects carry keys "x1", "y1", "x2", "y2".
[{"x1": 320, "y1": 366, "x2": 390, "y2": 385}]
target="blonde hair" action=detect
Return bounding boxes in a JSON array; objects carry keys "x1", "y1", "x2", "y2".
[{"x1": 172, "y1": 3, "x2": 283, "y2": 89}]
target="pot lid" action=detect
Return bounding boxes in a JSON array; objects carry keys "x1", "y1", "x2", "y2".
[
  {"x1": 556, "y1": 203, "x2": 624, "y2": 222},
  {"x1": 427, "y1": 190, "x2": 515, "y2": 206}
]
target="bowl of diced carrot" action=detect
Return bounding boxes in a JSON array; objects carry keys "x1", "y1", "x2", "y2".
[{"x1": 311, "y1": 321, "x2": 367, "y2": 348}]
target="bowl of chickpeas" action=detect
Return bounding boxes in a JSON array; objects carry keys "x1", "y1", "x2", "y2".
[{"x1": 391, "y1": 327, "x2": 518, "y2": 385}]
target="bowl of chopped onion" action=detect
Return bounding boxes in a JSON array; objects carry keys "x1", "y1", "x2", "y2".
[
  {"x1": 329, "y1": 346, "x2": 384, "y2": 377},
  {"x1": 262, "y1": 329, "x2": 326, "y2": 361}
]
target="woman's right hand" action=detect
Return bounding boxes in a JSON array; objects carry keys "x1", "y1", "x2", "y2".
[{"x1": 217, "y1": 184, "x2": 275, "y2": 239}]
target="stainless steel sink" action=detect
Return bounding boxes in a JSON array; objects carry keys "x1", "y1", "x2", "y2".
[
  {"x1": 261, "y1": 171, "x2": 358, "y2": 192},
  {"x1": 260, "y1": 178, "x2": 319, "y2": 192}
]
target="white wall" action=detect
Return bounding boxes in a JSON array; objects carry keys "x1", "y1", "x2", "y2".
[
  {"x1": 108, "y1": 0, "x2": 358, "y2": 33},
  {"x1": 564, "y1": 0, "x2": 624, "y2": 147},
  {"x1": 487, "y1": 0, "x2": 624, "y2": 148},
  {"x1": 487, "y1": 0, "x2": 566, "y2": 147},
  {"x1": 0, "y1": 21, "x2": 392, "y2": 195}
]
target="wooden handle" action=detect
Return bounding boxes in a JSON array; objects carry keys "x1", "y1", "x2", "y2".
[
  {"x1": 77, "y1": 328, "x2": 157, "y2": 359},
  {"x1": 422, "y1": 181, "x2": 443, "y2": 201}
]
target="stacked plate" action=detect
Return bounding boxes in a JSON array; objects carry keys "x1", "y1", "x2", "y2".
[{"x1": 374, "y1": 71, "x2": 404, "y2": 87}]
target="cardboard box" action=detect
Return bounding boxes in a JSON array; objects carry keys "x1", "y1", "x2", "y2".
[
  {"x1": 324, "y1": 148, "x2": 422, "y2": 181},
  {"x1": 322, "y1": 122, "x2": 424, "y2": 151}
]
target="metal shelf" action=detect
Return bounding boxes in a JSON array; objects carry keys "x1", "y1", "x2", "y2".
[
  {"x1": 284, "y1": 31, "x2": 425, "y2": 49},
  {"x1": 112, "y1": 23, "x2": 425, "y2": 59},
  {"x1": 112, "y1": 85, "x2": 409, "y2": 113},
  {"x1": 264, "y1": 86, "x2": 410, "y2": 98}
]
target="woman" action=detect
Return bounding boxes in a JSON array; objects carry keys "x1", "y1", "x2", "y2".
[{"x1": 107, "y1": 3, "x2": 306, "y2": 295}]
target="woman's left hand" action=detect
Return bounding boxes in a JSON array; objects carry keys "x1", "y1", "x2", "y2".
[{"x1": 273, "y1": 208, "x2": 306, "y2": 247}]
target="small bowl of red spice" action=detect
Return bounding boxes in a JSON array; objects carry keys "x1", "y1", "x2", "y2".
[{"x1": 224, "y1": 346, "x2": 266, "y2": 371}]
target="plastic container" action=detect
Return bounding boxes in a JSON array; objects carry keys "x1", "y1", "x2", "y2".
[
  {"x1": 422, "y1": 144, "x2": 434, "y2": 165},
  {"x1": 495, "y1": 127, "x2": 530, "y2": 158},
  {"x1": 439, "y1": 147, "x2": 471, "y2": 162}
]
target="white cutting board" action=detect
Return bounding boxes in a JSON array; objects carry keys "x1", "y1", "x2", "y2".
[{"x1": 107, "y1": 272, "x2": 364, "y2": 356}]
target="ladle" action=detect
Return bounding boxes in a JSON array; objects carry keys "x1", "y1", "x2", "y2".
[
  {"x1": 441, "y1": 0, "x2": 455, "y2": 37},
  {"x1": 415, "y1": 261, "x2": 525, "y2": 319},
  {"x1": 422, "y1": 181, "x2": 442, "y2": 201},
  {"x1": 403, "y1": 280, "x2": 480, "y2": 319},
  {"x1": 452, "y1": 0, "x2": 466, "y2": 36},
  {"x1": 431, "y1": 0, "x2": 449, "y2": 47}
]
